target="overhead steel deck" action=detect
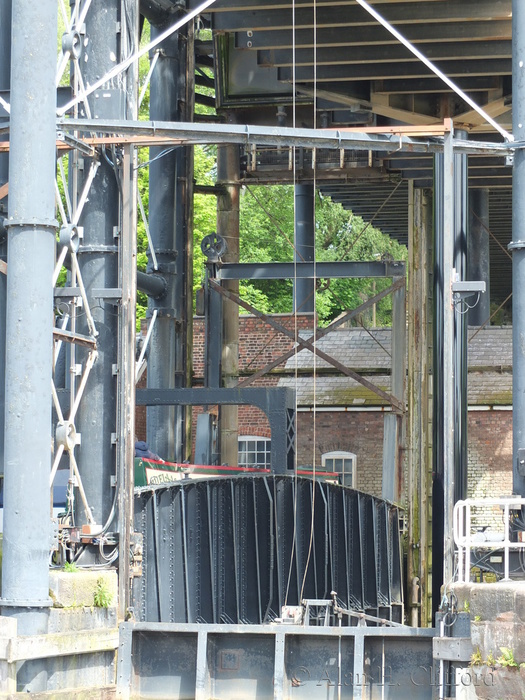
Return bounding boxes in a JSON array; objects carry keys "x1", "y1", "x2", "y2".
[{"x1": 185, "y1": 0, "x2": 514, "y2": 307}]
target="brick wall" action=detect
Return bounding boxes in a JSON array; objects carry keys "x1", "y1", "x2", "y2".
[
  {"x1": 295, "y1": 410, "x2": 385, "y2": 498},
  {"x1": 193, "y1": 312, "x2": 316, "y2": 380},
  {"x1": 138, "y1": 317, "x2": 515, "y2": 513},
  {"x1": 467, "y1": 409, "x2": 513, "y2": 529}
]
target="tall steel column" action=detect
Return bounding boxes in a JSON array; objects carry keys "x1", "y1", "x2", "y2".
[
  {"x1": 453, "y1": 130, "x2": 468, "y2": 503},
  {"x1": 468, "y1": 189, "x2": 491, "y2": 327},
  {"x1": 147, "y1": 20, "x2": 193, "y2": 462},
  {"x1": 432, "y1": 153, "x2": 445, "y2": 616},
  {"x1": 75, "y1": 0, "x2": 125, "y2": 528},
  {"x1": 294, "y1": 184, "x2": 315, "y2": 313},
  {"x1": 0, "y1": 0, "x2": 11, "y2": 476},
  {"x1": 1, "y1": 0, "x2": 57, "y2": 626},
  {"x1": 217, "y1": 143, "x2": 240, "y2": 467},
  {"x1": 511, "y1": 0, "x2": 525, "y2": 497},
  {"x1": 442, "y1": 128, "x2": 456, "y2": 589}
]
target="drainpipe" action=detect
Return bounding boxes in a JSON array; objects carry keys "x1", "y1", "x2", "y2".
[
  {"x1": 0, "y1": 0, "x2": 10, "y2": 477},
  {"x1": 511, "y1": 0, "x2": 525, "y2": 497},
  {"x1": 1, "y1": 0, "x2": 57, "y2": 630}
]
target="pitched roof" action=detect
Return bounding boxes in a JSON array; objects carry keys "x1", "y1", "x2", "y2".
[{"x1": 279, "y1": 326, "x2": 512, "y2": 407}]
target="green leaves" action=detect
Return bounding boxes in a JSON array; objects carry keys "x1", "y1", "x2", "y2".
[{"x1": 231, "y1": 184, "x2": 407, "y2": 325}]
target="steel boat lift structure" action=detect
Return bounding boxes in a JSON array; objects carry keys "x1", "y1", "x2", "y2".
[{"x1": 0, "y1": 0, "x2": 524, "y2": 696}]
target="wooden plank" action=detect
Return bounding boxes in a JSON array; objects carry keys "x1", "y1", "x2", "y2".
[
  {"x1": 6, "y1": 628, "x2": 119, "y2": 663},
  {"x1": 0, "y1": 686, "x2": 117, "y2": 699},
  {"x1": 0, "y1": 182, "x2": 7, "y2": 200}
]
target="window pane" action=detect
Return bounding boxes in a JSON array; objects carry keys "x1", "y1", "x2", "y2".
[{"x1": 238, "y1": 437, "x2": 271, "y2": 469}]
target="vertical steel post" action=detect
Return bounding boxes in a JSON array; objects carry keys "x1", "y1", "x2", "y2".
[
  {"x1": 453, "y1": 130, "x2": 469, "y2": 504},
  {"x1": 511, "y1": 0, "x2": 525, "y2": 497},
  {"x1": 442, "y1": 125, "x2": 455, "y2": 587},
  {"x1": 1, "y1": 0, "x2": 57, "y2": 625},
  {"x1": 381, "y1": 276, "x2": 406, "y2": 504},
  {"x1": 432, "y1": 152, "x2": 445, "y2": 615},
  {"x1": 468, "y1": 189, "x2": 491, "y2": 327},
  {"x1": 147, "y1": 21, "x2": 192, "y2": 463},
  {"x1": 217, "y1": 144, "x2": 240, "y2": 467},
  {"x1": 0, "y1": 0, "x2": 10, "y2": 476},
  {"x1": 75, "y1": 0, "x2": 124, "y2": 529},
  {"x1": 294, "y1": 184, "x2": 315, "y2": 313}
]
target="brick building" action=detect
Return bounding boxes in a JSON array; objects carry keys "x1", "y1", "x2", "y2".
[{"x1": 139, "y1": 317, "x2": 513, "y2": 508}]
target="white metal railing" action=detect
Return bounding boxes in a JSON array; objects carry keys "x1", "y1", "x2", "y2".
[{"x1": 454, "y1": 497, "x2": 525, "y2": 583}]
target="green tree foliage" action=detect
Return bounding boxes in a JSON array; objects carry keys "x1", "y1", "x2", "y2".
[
  {"x1": 232, "y1": 184, "x2": 407, "y2": 326},
  {"x1": 135, "y1": 21, "x2": 406, "y2": 329}
]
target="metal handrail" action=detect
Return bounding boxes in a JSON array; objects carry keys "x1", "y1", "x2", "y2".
[{"x1": 453, "y1": 497, "x2": 525, "y2": 582}]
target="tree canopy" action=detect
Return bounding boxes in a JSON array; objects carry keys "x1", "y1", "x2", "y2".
[
  {"x1": 136, "y1": 21, "x2": 407, "y2": 329},
  {"x1": 192, "y1": 141, "x2": 407, "y2": 326}
]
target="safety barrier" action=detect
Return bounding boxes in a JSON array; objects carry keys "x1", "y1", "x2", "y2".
[{"x1": 453, "y1": 497, "x2": 525, "y2": 582}]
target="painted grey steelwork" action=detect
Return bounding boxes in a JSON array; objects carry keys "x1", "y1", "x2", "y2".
[
  {"x1": 74, "y1": 0, "x2": 123, "y2": 530},
  {"x1": 442, "y1": 129, "x2": 456, "y2": 588},
  {"x1": 454, "y1": 131, "x2": 468, "y2": 503},
  {"x1": 511, "y1": 0, "x2": 525, "y2": 498},
  {"x1": 432, "y1": 153, "x2": 445, "y2": 614},
  {"x1": 119, "y1": 621, "x2": 435, "y2": 699},
  {"x1": 204, "y1": 264, "x2": 223, "y2": 389},
  {"x1": 468, "y1": 189, "x2": 491, "y2": 327},
  {"x1": 132, "y1": 476, "x2": 404, "y2": 625},
  {"x1": 146, "y1": 18, "x2": 192, "y2": 463},
  {"x1": 217, "y1": 144, "x2": 240, "y2": 467},
  {"x1": 137, "y1": 269, "x2": 167, "y2": 298},
  {"x1": 58, "y1": 118, "x2": 514, "y2": 157},
  {"x1": 1, "y1": 0, "x2": 57, "y2": 620},
  {"x1": 136, "y1": 386, "x2": 296, "y2": 473},
  {"x1": 294, "y1": 184, "x2": 315, "y2": 313},
  {"x1": 218, "y1": 260, "x2": 406, "y2": 279},
  {"x1": 382, "y1": 279, "x2": 406, "y2": 503},
  {"x1": 0, "y1": 0, "x2": 10, "y2": 477}
]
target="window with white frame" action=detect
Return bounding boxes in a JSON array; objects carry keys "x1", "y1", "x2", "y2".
[
  {"x1": 238, "y1": 436, "x2": 271, "y2": 469},
  {"x1": 322, "y1": 451, "x2": 356, "y2": 488}
]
